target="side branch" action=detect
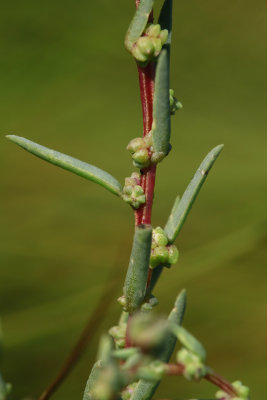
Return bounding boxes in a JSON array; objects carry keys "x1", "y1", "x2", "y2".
[{"x1": 165, "y1": 364, "x2": 238, "y2": 398}]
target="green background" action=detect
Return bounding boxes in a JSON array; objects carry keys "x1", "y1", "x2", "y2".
[{"x1": 1, "y1": 0, "x2": 266, "y2": 398}]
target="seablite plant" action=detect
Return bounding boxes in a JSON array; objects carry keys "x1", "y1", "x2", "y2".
[{"x1": 4, "y1": 0, "x2": 251, "y2": 399}]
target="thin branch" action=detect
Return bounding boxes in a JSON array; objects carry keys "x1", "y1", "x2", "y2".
[
  {"x1": 165, "y1": 363, "x2": 238, "y2": 398},
  {"x1": 205, "y1": 371, "x2": 238, "y2": 397}
]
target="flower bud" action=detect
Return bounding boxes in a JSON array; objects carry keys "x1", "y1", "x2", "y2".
[
  {"x1": 168, "y1": 245, "x2": 179, "y2": 264},
  {"x1": 117, "y1": 295, "x2": 127, "y2": 308},
  {"x1": 177, "y1": 348, "x2": 207, "y2": 381},
  {"x1": 138, "y1": 360, "x2": 166, "y2": 382},
  {"x1": 121, "y1": 383, "x2": 138, "y2": 400},
  {"x1": 152, "y1": 226, "x2": 168, "y2": 247},
  {"x1": 150, "y1": 37, "x2": 162, "y2": 56},
  {"x1": 150, "y1": 246, "x2": 169, "y2": 268},
  {"x1": 131, "y1": 172, "x2": 141, "y2": 183},
  {"x1": 146, "y1": 24, "x2": 161, "y2": 37},
  {"x1": 133, "y1": 185, "x2": 144, "y2": 197},
  {"x1": 169, "y1": 89, "x2": 183, "y2": 115},
  {"x1": 137, "y1": 36, "x2": 154, "y2": 56},
  {"x1": 233, "y1": 381, "x2": 250, "y2": 398},
  {"x1": 129, "y1": 313, "x2": 169, "y2": 350},
  {"x1": 131, "y1": 45, "x2": 148, "y2": 63},
  {"x1": 132, "y1": 148, "x2": 150, "y2": 167},
  {"x1": 122, "y1": 174, "x2": 146, "y2": 209},
  {"x1": 109, "y1": 324, "x2": 126, "y2": 341},
  {"x1": 160, "y1": 29, "x2": 168, "y2": 45},
  {"x1": 123, "y1": 185, "x2": 133, "y2": 196},
  {"x1": 141, "y1": 294, "x2": 159, "y2": 311},
  {"x1": 215, "y1": 381, "x2": 250, "y2": 400},
  {"x1": 115, "y1": 338, "x2": 125, "y2": 348},
  {"x1": 127, "y1": 137, "x2": 145, "y2": 154}
]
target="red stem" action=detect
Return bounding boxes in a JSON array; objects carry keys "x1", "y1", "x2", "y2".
[
  {"x1": 205, "y1": 371, "x2": 238, "y2": 397},
  {"x1": 134, "y1": 63, "x2": 157, "y2": 227},
  {"x1": 166, "y1": 363, "x2": 238, "y2": 398},
  {"x1": 134, "y1": 3, "x2": 156, "y2": 228}
]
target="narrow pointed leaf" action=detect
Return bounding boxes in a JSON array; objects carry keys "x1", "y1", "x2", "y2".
[
  {"x1": 123, "y1": 225, "x2": 152, "y2": 313},
  {"x1": 159, "y1": 289, "x2": 187, "y2": 361},
  {"x1": 152, "y1": 48, "x2": 170, "y2": 159},
  {"x1": 125, "y1": 0, "x2": 154, "y2": 51},
  {"x1": 146, "y1": 265, "x2": 164, "y2": 295},
  {"x1": 83, "y1": 361, "x2": 102, "y2": 400},
  {"x1": 171, "y1": 325, "x2": 206, "y2": 361},
  {"x1": 6, "y1": 135, "x2": 122, "y2": 196},
  {"x1": 131, "y1": 290, "x2": 187, "y2": 400},
  {"x1": 165, "y1": 145, "x2": 224, "y2": 243},
  {"x1": 158, "y1": 0, "x2": 172, "y2": 45}
]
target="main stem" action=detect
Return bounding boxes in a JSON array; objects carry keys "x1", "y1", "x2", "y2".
[
  {"x1": 135, "y1": 63, "x2": 156, "y2": 227},
  {"x1": 126, "y1": 2, "x2": 156, "y2": 347},
  {"x1": 134, "y1": 2, "x2": 156, "y2": 228}
]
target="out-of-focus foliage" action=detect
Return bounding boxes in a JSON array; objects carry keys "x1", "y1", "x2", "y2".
[{"x1": 0, "y1": 0, "x2": 266, "y2": 399}]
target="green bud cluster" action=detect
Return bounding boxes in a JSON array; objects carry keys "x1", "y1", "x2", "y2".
[
  {"x1": 91, "y1": 336, "x2": 128, "y2": 400},
  {"x1": 150, "y1": 227, "x2": 179, "y2": 269},
  {"x1": 121, "y1": 382, "x2": 138, "y2": 400},
  {"x1": 127, "y1": 133, "x2": 153, "y2": 169},
  {"x1": 122, "y1": 172, "x2": 146, "y2": 209},
  {"x1": 109, "y1": 313, "x2": 128, "y2": 349},
  {"x1": 138, "y1": 360, "x2": 166, "y2": 382},
  {"x1": 91, "y1": 364, "x2": 127, "y2": 400},
  {"x1": 177, "y1": 348, "x2": 207, "y2": 381},
  {"x1": 169, "y1": 89, "x2": 183, "y2": 115},
  {"x1": 132, "y1": 24, "x2": 168, "y2": 64},
  {"x1": 215, "y1": 380, "x2": 250, "y2": 400},
  {"x1": 129, "y1": 313, "x2": 169, "y2": 350},
  {"x1": 141, "y1": 294, "x2": 159, "y2": 311}
]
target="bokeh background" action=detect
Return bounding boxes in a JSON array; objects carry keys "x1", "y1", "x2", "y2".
[{"x1": 1, "y1": 0, "x2": 266, "y2": 398}]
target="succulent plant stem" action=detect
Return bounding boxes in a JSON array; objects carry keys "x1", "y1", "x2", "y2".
[
  {"x1": 134, "y1": 2, "x2": 157, "y2": 227},
  {"x1": 166, "y1": 364, "x2": 238, "y2": 397}
]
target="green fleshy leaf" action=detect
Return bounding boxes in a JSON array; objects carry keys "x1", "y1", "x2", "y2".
[
  {"x1": 147, "y1": 265, "x2": 164, "y2": 295},
  {"x1": 158, "y1": 289, "x2": 187, "y2": 361},
  {"x1": 158, "y1": 0, "x2": 172, "y2": 45},
  {"x1": 123, "y1": 225, "x2": 152, "y2": 313},
  {"x1": 83, "y1": 361, "x2": 102, "y2": 400},
  {"x1": 151, "y1": 48, "x2": 170, "y2": 160},
  {"x1": 125, "y1": 0, "x2": 154, "y2": 52},
  {"x1": 131, "y1": 290, "x2": 186, "y2": 400},
  {"x1": 164, "y1": 145, "x2": 224, "y2": 243},
  {"x1": 6, "y1": 135, "x2": 122, "y2": 196},
  {"x1": 171, "y1": 325, "x2": 206, "y2": 361}
]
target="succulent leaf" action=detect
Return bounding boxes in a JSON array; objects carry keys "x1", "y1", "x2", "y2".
[
  {"x1": 123, "y1": 226, "x2": 152, "y2": 313},
  {"x1": 125, "y1": 0, "x2": 155, "y2": 52},
  {"x1": 158, "y1": 0, "x2": 173, "y2": 46},
  {"x1": 164, "y1": 145, "x2": 224, "y2": 243},
  {"x1": 6, "y1": 135, "x2": 122, "y2": 196},
  {"x1": 151, "y1": 48, "x2": 170, "y2": 161}
]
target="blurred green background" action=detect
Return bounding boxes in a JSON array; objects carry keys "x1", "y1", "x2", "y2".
[{"x1": 1, "y1": 0, "x2": 266, "y2": 398}]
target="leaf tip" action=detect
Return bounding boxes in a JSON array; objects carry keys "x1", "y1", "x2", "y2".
[
  {"x1": 5, "y1": 134, "x2": 21, "y2": 144},
  {"x1": 213, "y1": 143, "x2": 224, "y2": 155},
  {"x1": 5, "y1": 134, "x2": 13, "y2": 140}
]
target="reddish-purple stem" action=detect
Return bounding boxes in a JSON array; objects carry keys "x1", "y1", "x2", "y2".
[
  {"x1": 134, "y1": 63, "x2": 156, "y2": 227},
  {"x1": 205, "y1": 371, "x2": 238, "y2": 397},
  {"x1": 126, "y1": 4, "x2": 157, "y2": 347},
  {"x1": 166, "y1": 363, "x2": 238, "y2": 398},
  {"x1": 134, "y1": 2, "x2": 157, "y2": 228}
]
